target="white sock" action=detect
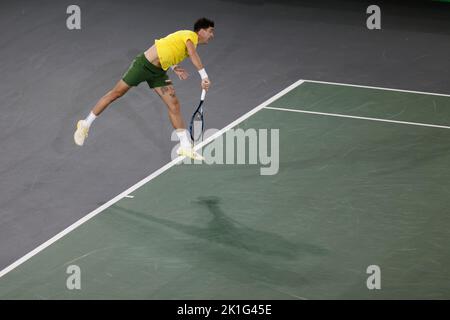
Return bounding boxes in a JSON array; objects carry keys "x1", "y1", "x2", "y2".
[
  {"x1": 176, "y1": 129, "x2": 191, "y2": 148},
  {"x1": 84, "y1": 112, "x2": 97, "y2": 127}
]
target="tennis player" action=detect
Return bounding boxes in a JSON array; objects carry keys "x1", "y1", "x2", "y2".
[{"x1": 74, "y1": 18, "x2": 214, "y2": 160}]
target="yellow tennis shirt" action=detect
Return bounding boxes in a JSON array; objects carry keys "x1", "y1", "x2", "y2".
[{"x1": 155, "y1": 30, "x2": 199, "y2": 71}]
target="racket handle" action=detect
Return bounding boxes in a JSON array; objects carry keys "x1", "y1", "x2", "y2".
[{"x1": 201, "y1": 89, "x2": 206, "y2": 101}]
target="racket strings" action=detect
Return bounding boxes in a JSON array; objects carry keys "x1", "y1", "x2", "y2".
[
  {"x1": 189, "y1": 93, "x2": 206, "y2": 144},
  {"x1": 191, "y1": 112, "x2": 204, "y2": 142}
]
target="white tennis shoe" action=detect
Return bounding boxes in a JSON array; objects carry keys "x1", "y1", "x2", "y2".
[
  {"x1": 74, "y1": 120, "x2": 89, "y2": 146},
  {"x1": 176, "y1": 146, "x2": 205, "y2": 161}
]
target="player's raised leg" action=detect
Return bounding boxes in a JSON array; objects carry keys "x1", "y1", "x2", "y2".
[
  {"x1": 74, "y1": 80, "x2": 131, "y2": 146},
  {"x1": 154, "y1": 85, "x2": 204, "y2": 160}
]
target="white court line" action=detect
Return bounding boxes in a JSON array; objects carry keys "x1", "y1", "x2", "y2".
[
  {"x1": 264, "y1": 106, "x2": 450, "y2": 130},
  {"x1": 191, "y1": 79, "x2": 303, "y2": 151},
  {"x1": 0, "y1": 79, "x2": 305, "y2": 279},
  {"x1": 303, "y1": 79, "x2": 450, "y2": 98}
]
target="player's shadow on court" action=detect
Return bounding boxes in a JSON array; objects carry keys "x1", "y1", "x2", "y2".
[
  {"x1": 112, "y1": 198, "x2": 329, "y2": 291},
  {"x1": 113, "y1": 196, "x2": 326, "y2": 260},
  {"x1": 194, "y1": 196, "x2": 327, "y2": 259}
]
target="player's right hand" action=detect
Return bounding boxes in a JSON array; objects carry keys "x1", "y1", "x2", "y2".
[{"x1": 201, "y1": 78, "x2": 211, "y2": 91}]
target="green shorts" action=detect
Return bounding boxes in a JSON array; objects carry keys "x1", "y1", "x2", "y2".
[{"x1": 122, "y1": 53, "x2": 171, "y2": 88}]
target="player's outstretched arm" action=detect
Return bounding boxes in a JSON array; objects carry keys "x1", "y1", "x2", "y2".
[{"x1": 186, "y1": 40, "x2": 210, "y2": 91}]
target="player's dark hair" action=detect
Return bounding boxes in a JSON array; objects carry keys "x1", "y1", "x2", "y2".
[{"x1": 194, "y1": 18, "x2": 214, "y2": 32}]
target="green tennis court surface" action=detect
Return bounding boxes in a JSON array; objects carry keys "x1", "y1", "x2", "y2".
[{"x1": 1, "y1": 80, "x2": 450, "y2": 299}]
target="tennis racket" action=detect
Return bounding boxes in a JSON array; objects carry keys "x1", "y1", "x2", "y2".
[{"x1": 189, "y1": 89, "x2": 206, "y2": 144}]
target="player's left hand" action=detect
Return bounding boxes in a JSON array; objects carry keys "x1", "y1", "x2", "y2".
[{"x1": 173, "y1": 66, "x2": 189, "y2": 80}]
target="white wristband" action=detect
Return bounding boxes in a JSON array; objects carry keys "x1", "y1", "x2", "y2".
[
  {"x1": 170, "y1": 65, "x2": 178, "y2": 71},
  {"x1": 198, "y1": 68, "x2": 208, "y2": 80}
]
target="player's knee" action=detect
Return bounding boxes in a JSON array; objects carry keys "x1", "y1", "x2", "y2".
[{"x1": 110, "y1": 89, "x2": 125, "y2": 101}]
